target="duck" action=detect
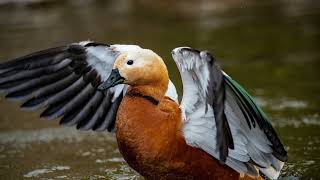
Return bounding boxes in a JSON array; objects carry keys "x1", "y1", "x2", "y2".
[{"x1": 0, "y1": 41, "x2": 287, "y2": 179}]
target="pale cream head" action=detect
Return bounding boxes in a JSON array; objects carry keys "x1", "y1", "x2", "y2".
[
  {"x1": 114, "y1": 49, "x2": 169, "y2": 87},
  {"x1": 112, "y1": 48, "x2": 169, "y2": 100}
]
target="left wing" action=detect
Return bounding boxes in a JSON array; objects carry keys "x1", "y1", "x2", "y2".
[
  {"x1": 0, "y1": 41, "x2": 178, "y2": 132},
  {"x1": 171, "y1": 47, "x2": 287, "y2": 179},
  {"x1": 0, "y1": 41, "x2": 125, "y2": 131}
]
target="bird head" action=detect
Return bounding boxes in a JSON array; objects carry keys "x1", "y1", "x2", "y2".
[{"x1": 98, "y1": 48, "x2": 169, "y2": 94}]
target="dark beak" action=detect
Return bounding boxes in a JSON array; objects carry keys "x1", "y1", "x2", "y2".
[{"x1": 98, "y1": 69, "x2": 125, "y2": 91}]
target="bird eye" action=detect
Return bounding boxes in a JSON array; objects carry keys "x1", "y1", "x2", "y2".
[{"x1": 126, "y1": 60, "x2": 134, "y2": 65}]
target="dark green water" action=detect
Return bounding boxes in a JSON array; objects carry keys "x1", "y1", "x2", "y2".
[{"x1": 0, "y1": 0, "x2": 319, "y2": 179}]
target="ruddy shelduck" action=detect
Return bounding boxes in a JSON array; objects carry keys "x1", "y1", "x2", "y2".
[{"x1": 0, "y1": 41, "x2": 287, "y2": 179}]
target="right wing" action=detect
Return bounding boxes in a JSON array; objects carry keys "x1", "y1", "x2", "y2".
[{"x1": 172, "y1": 47, "x2": 287, "y2": 179}]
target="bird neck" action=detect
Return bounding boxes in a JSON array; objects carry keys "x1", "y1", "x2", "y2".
[
  {"x1": 128, "y1": 83, "x2": 167, "y2": 104},
  {"x1": 128, "y1": 73, "x2": 169, "y2": 104}
]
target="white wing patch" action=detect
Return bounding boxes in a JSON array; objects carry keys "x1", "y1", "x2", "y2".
[{"x1": 86, "y1": 46, "x2": 118, "y2": 81}]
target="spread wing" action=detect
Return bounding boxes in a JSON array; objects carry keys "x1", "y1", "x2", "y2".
[
  {"x1": 0, "y1": 41, "x2": 126, "y2": 132},
  {"x1": 0, "y1": 41, "x2": 178, "y2": 132},
  {"x1": 172, "y1": 47, "x2": 287, "y2": 179}
]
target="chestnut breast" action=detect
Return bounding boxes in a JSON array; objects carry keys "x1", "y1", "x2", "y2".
[
  {"x1": 115, "y1": 95, "x2": 242, "y2": 179},
  {"x1": 116, "y1": 96, "x2": 179, "y2": 174}
]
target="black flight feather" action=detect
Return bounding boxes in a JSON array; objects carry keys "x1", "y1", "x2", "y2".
[
  {"x1": 20, "y1": 72, "x2": 79, "y2": 110},
  {"x1": 61, "y1": 90, "x2": 101, "y2": 127},
  {"x1": 76, "y1": 91, "x2": 104, "y2": 130},
  {"x1": 78, "y1": 91, "x2": 112, "y2": 131},
  {"x1": 5, "y1": 66, "x2": 71, "y2": 100},
  {"x1": 94, "y1": 94, "x2": 123, "y2": 132},
  {"x1": 206, "y1": 53, "x2": 234, "y2": 164},
  {"x1": 0, "y1": 46, "x2": 68, "y2": 70}
]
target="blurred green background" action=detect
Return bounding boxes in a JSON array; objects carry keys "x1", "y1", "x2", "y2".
[{"x1": 0, "y1": 0, "x2": 319, "y2": 179}]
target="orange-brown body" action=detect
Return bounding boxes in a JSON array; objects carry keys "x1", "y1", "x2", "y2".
[
  {"x1": 116, "y1": 91, "x2": 260, "y2": 179},
  {"x1": 113, "y1": 48, "x2": 262, "y2": 179}
]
